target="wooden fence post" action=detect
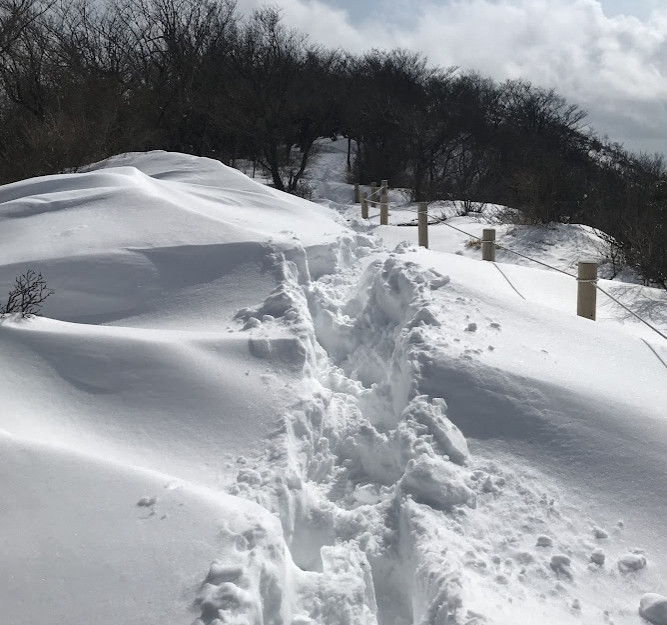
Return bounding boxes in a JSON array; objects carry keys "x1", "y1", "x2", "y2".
[
  {"x1": 418, "y1": 202, "x2": 428, "y2": 248},
  {"x1": 380, "y1": 187, "x2": 389, "y2": 225},
  {"x1": 370, "y1": 182, "x2": 377, "y2": 208},
  {"x1": 381, "y1": 179, "x2": 388, "y2": 199},
  {"x1": 354, "y1": 183, "x2": 360, "y2": 204},
  {"x1": 361, "y1": 192, "x2": 368, "y2": 219},
  {"x1": 577, "y1": 261, "x2": 597, "y2": 320},
  {"x1": 482, "y1": 228, "x2": 496, "y2": 261}
]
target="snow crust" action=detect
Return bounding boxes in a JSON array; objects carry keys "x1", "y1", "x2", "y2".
[{"x1": 2, "y1": 143, "x2": 667, "y2": 624}]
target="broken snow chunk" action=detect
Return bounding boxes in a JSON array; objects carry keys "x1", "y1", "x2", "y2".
[
  {"x1": 286, "y1": 474, "x2": 303, "y2": 490},
  {"x1": 259, "y1": 286, "x2": 296, "y2": 318},
  {"x1": 353, "y1": 484, "x2": 382, "y2": 505},
  {"x1": 234, "y1": 307, "x2": 251, "y2": 319},
  {"x1": 550, "y1": 555, "x2": 573, "y2": 580},
  {"x1": 482, "y1": 476, "x2": 498, "y2": 493},
  {"x1": 137, "y1": 495, "x2": 157, "y2": 507},
  {"x1": 400, "y1": 456, "x2": 474, "y2": 510},
  {"x1": 407, "y1": 307, "x2": 442, "y2": 329},
  {"x1": 248, "y1": 337, "x2": 306, "y2": 366},
  {"x1": 408, "y1": 329, "x2": 425, "y2": 344},
  {"x1": 393, "y1": 241, "x2": 413, "y2": 254},
  {"x1": 593, "y1": 526, "x2": 609, "y2": 539},
  {"x1": 429, "y1": 275, "x2": 450, "y2": 290},
  {"x1": 618, "y1": 553, "x2": 646, "y2": 573},
  {"x1": 262, "y1": 315, "x2": 275, "y2": 323},
  {"x1": 205, "y1": 562, "x2": 244, "y2": 585},
  {"x1": 536, "y1": 535, "x2": 553, "y2": 548},
  {"x1": 198, "y1": 581, "x2": 253, "y2": 614},
  {"x1": 590, "y1": 548, "x2": 605, "y2": 566},
  {"x1": 640, "y1": 594, "x2": 667, "y2": 625},
  {"x1": 236, "y1": 469, "x2": 262, "y2": 486},
  {"x1": 243, "y1": 317, "x2": 261, "y2": 330},
  {"x1": 401, "y1": 396, "x2": 468, "y2": 464}
]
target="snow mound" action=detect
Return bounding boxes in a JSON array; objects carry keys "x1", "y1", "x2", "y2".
[{"x1": 0, "y1": 151, "x2": 350, "y2": 325}]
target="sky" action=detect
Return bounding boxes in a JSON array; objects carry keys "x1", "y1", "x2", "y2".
[{"x1": 237, "y1": 0, "x2": 667, "y2": 155}]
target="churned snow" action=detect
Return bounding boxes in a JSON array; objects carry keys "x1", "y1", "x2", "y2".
[{"x1": 1, "y1": 139, "x2": 667, "y2": 624}]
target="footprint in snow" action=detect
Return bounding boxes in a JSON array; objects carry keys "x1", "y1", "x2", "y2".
[
  {"x1": 550, "y1": 555, "x2": 573, "y2": 580},
  {"x1": 137, "y1": 495, "x2": 157, "y2": 507}
]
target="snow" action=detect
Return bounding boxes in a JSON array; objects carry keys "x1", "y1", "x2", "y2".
[
  {"x1": 2, "y1": 141, "x2": 667, "y2": 624},
  {"x1": 0, "y1": 434, "x2": 291, "y2": 625}
]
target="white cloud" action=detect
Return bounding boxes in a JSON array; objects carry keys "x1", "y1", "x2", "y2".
[{"x1": 236, "y1": 0, "x2": 667, "y2": 152}]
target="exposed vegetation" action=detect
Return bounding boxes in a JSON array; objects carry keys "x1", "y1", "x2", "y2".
[{"x1": 1, "y1": 270, "x2": 53, "y2": 316}]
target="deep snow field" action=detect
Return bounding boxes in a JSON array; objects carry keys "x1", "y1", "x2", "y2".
[{"x1": 2, "y1": 139, "x2": 667, "y2": 625}]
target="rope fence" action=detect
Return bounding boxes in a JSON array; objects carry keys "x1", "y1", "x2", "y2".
[{"x1": 354, "y1": 181, "x2": 667, "y2": 346}]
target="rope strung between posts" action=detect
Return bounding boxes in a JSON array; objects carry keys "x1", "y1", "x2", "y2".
[
  {"x1": 492, "y1": 263, "x2": 526, "y2": 300},
  {"x1": 641, "y1": 338, "x2": 667, "y2": 371},
  {"x1": 456, "y1": 222, "x2": 667, "y2": 343},
  {"x1": 358, "y1": 194, "x2": 667, "y2": 347},
  {"x1": 372, "y1": 202, "x2": 667, "y2": 345},
  {"x1": 363, "y1": 184, "x2": 389, "y2": 201},
  {"x1": 438, "y1": 220, "x2": 578, "y2": 278},
  {"x1": 434, "y1": 219, "x2": 667, "y2": 342},
  {"x1": 594, "y1": 283, "x2": 667, "y2": 343}
]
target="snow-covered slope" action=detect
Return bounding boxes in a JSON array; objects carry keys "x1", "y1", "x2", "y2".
[
  {"x1": 0, "y1": 434, "x2": 293, "y2": 625},
  {"x1": 2, "y1": 146, "x2": 667, "y2": 625}
]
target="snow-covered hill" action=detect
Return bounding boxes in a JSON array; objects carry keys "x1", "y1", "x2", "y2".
[{"x1": 2, "y1": 144, "x2": 667, "y2": 625}]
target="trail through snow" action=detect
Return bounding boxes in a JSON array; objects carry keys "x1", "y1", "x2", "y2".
[
  {"x1": 230, "y1": 239, "x2": 667, "y2": 625},
  {"x1": 1, "y1": 143, "x2": 667, "y2": 624}
]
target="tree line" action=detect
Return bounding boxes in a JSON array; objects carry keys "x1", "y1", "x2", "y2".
[{"x1": 1, "y1": 0, "x2": 666, "y2": 286}]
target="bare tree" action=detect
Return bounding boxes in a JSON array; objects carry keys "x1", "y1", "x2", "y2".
[
  {"x1": 1, "y1": 270, "x2": 54, "y2": 316},
  {"x1": 0, "y1": 0, "x2": 50, "y2": 55}
]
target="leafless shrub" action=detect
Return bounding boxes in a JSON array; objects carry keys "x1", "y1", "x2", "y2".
[{"x1": 1, "y1": 270, "x2": 54, "y2": 316}]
